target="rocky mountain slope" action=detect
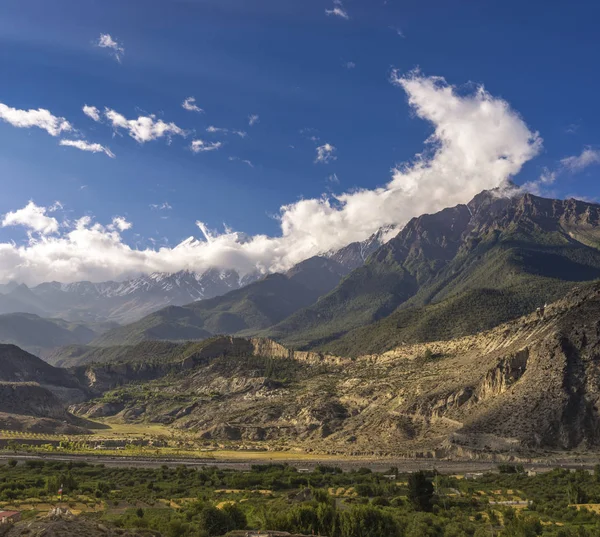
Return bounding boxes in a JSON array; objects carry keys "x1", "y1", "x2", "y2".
[
  {"x1": 68, "y1": 281, "x2": 600, "y2": 454},
  {"x1": 90, "y1": 256, "x2": 352, "y2": 347},
  {"x1": 0, "y1": 345, "x2": 91, "y2": 433},
  {"x1": 268, "y1": 191, "x2": 600, "y2": 349}
]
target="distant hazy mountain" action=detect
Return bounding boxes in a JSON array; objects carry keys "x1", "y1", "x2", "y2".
[
  {"x1": 0, "y1": 312, "x2": 112, "y2": 358},
  {"x1": 0, "y1": 269, "x2": 260, "y2": 324},
  {"x1": 91, "y1": 256, "x2": 352, "y2": 347},
  {"x1": 0, "y1": 227, "x2": 391, "y2": 330}
]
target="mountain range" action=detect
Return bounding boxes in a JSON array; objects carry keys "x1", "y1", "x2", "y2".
[
  {"x1": 83, "y1": 190, "x2": 600, "y2": 352},
  {"x1": 5, "y1": 187, "x2": 600, "y2": 455}
]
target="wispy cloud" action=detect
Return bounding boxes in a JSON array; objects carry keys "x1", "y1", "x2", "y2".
[
  {"x1": 390, "y1": 26, "x2": 405, "y2": 38},
  {"x1": 207, "y1": 126, "x2": 247, "y2": 138},
  {"x1": 82, "y1": 105, "x2": 101, "y2": 122},
  {"x1": 248, "y1": 114, "x2": 260, "y2": 126},
  {"x1": 102, "y1": 108, "x2": 186, "y2": 143},
  {"x1": 60, "y1": 139, "x2": 115, "y2": 158},
  {"x1": 522, "y1": 147, "x2": 599, "y2": 196},
  {"x1": 560, "y1": 148, "x2": 600, "y2": 172},
  {"x1": 315, "y1": 143, "x2": 337, "y2": 164},
  {"x1": 327, "y1": 173, "x2": 340, "y2": 184},
  {"x1": 300, "y1": 128, "x2": 320, "y2": 143},
  {"x1": 565, "y1": 122, "x2": 580, "y2": 134},
  {"x1": 326, "y1": 0, "x2": 349, "y2": 19},
  {"x1": 2, "y1": 201, "x2": 59, "y2": 235},
  {"x1": 191, "y1": 139, "x2": 222, "y2": 153},
  {"x1": 229, "y1": 156, "x2": 254, "y2": 168},
  {"x1": 0, "y1": 102, "x2": 72, "y2": 137},
  {"x1": 96, "y1": 33, "x2": 124, "y2": 63},
  {"x1": 182, "y1": 97, "x2": 203, "y2": 113},
  {"x1": 207, "y1": 126, "x2": 229, "y2": 134},
  {"x1": 344, "y1": 61, "x2": 356, "y2": 69},
  {"x1": 150, "y1": 202, "x2": 173, "y2": 210}
]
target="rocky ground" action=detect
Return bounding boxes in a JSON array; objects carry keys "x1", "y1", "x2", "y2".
[{"x1": 69, "y1": 282, "x2": 600, "y2": 456}]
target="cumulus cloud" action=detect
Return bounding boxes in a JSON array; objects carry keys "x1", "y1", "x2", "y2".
[
  {"x1": 0, "y1": 102, "x2": 72, "y2": 137},
  {"x1": 191, "y1": 139, "x2": 222, "y2": 153},
  {"x1": 59, "y1": 139, "x2": 115, "y2": 158},
  {"x1": 96, "y1": 33, "x2": 124, "y2": 62},
  {"x1": 109, "y1": 216, "x2": 132, "y2": 231},
  {"x1": 182, "y1": 97, "x2": 203, "y2": 113},
  {"x1": 315, "y1": 143, "x2": 337, "y2": 164},
  {"x1": 326, "y1": 0, "x2": 349, "y2": 19},
  {"x1": 0, "y1": 71, "x2": 542, "y2": 284},
  {"x1": 560, "y1": 148, "x2": 600, "y2": 172},
  {"x1": 83, "y1": 105, "x2": 101, "y2": 122},
  {"x1": 248, "y1": 114, "x2": 260, "y2": 126},
  {"x1": 103, "y1": 108, "x2": 185, "y2": 143},
  {"x1": 2, "y1": 201, "x2": 59, "y2": 235}
]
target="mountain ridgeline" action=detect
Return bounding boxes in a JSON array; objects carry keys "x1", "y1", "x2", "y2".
[
  {"x1": 91, "y1": 191, "x2": 600, "y2": 353},
  {"x1": 90, "y1": 256, "x2": 353, "y2": 347}
]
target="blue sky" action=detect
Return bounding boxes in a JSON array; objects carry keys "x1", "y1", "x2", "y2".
[{"x1": 0, "y1": 0, "x2": 599, "y2": 284}]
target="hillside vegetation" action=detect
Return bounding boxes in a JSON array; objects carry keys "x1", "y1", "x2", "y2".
[{"x1": 269, "y1": 192, "x2": 600, "y2": 349}]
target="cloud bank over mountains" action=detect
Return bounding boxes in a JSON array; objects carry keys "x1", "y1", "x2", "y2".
[{"x1": 0, "y1": 72, "x2": 543, "y2": 285}]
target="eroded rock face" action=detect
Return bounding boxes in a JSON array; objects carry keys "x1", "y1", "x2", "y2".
[{"x1": 65, "y1": 283, "x2": 600, "y2": 455}]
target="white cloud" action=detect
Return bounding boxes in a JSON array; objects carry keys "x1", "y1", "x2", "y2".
[
  {"x1": 0, "y1": 102, "x2": 72, "y2": 137},
  {"x1": 104, "y1": 108, "x2": 186, "y2": 143},
  {"x1": 83, "y1": 105, "x2": 101, "y2": 122},
  {"x1": 326, "y1": 0, "x2": 349, "y2": 19},
  {"x1": 207, "y1": 126, "x2": 246, "y2": 138},
  {"x1": 1, "y1": 201, "x2": 59, "y2": 235},
  {"x1": 191, "y1": 139, "x2": 222, "y2": 153},
  {"x1": 207, "y1": 126, "x2": 228, "y2": 134},
  {"x1": 182, "y1": 97, "x2": 203, "y2": 113},
  {"x1": 96, "y1": 33, "x2": 124, "y2": 62},
  {"x1": 109, "y1": 216, "x2": 132, "y2": 232},
  {"x1": 59, "y1": 139, "x2": 115, "y2": 158},
  {"x1": 0, "y1": 72, "x2": 542, "y2": 285},
  {"x1": 328, "y1": 173, "x2": 340, "y2": 184},
  {"x1": 229, "y1": 156, "x2": 254, "y2": 168},
  {"x1": 522, "y1": 147, "x2": 600, "y2": 196},
  {"x1": 150, "y1": 202, "x2": 172, "y2": 210},
  {"x1": 315, "y1": 143, "x2": 337, "y2": 164},
  {"x1": 345, "y1": 61, "x2": 356, "y2": 69},
  {"x1": 248, "y1": 114, "x2": 260, "y2": 126},
  {"x1": 560, "y1": 148, "x2": 600, "y2": 172}
]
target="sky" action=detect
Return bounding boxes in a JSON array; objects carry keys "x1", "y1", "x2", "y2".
[{"x1": 0, "y1": 0, "x2": 599, "y2": 284}]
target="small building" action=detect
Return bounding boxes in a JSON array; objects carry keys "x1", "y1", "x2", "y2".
[{"x1": 0, "y1": 510, "x2": 21, "y2": 524}]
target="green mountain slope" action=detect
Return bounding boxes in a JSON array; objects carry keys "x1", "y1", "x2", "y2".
[
  {"x1": 91, "y1": 257, "x2": 349, "y2": 347},
  {"x1": 269, "y1": 192, "x2": 600, "y2": 349}
]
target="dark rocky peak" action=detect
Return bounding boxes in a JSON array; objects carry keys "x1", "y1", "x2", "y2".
[{"x1": 372, "y1": 204, "x2": 472, "y2": 267}]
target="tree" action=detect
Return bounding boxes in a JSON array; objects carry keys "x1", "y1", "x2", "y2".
[{"x1": 408, "y1": 471, "x2": 435, "y2": 511}]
